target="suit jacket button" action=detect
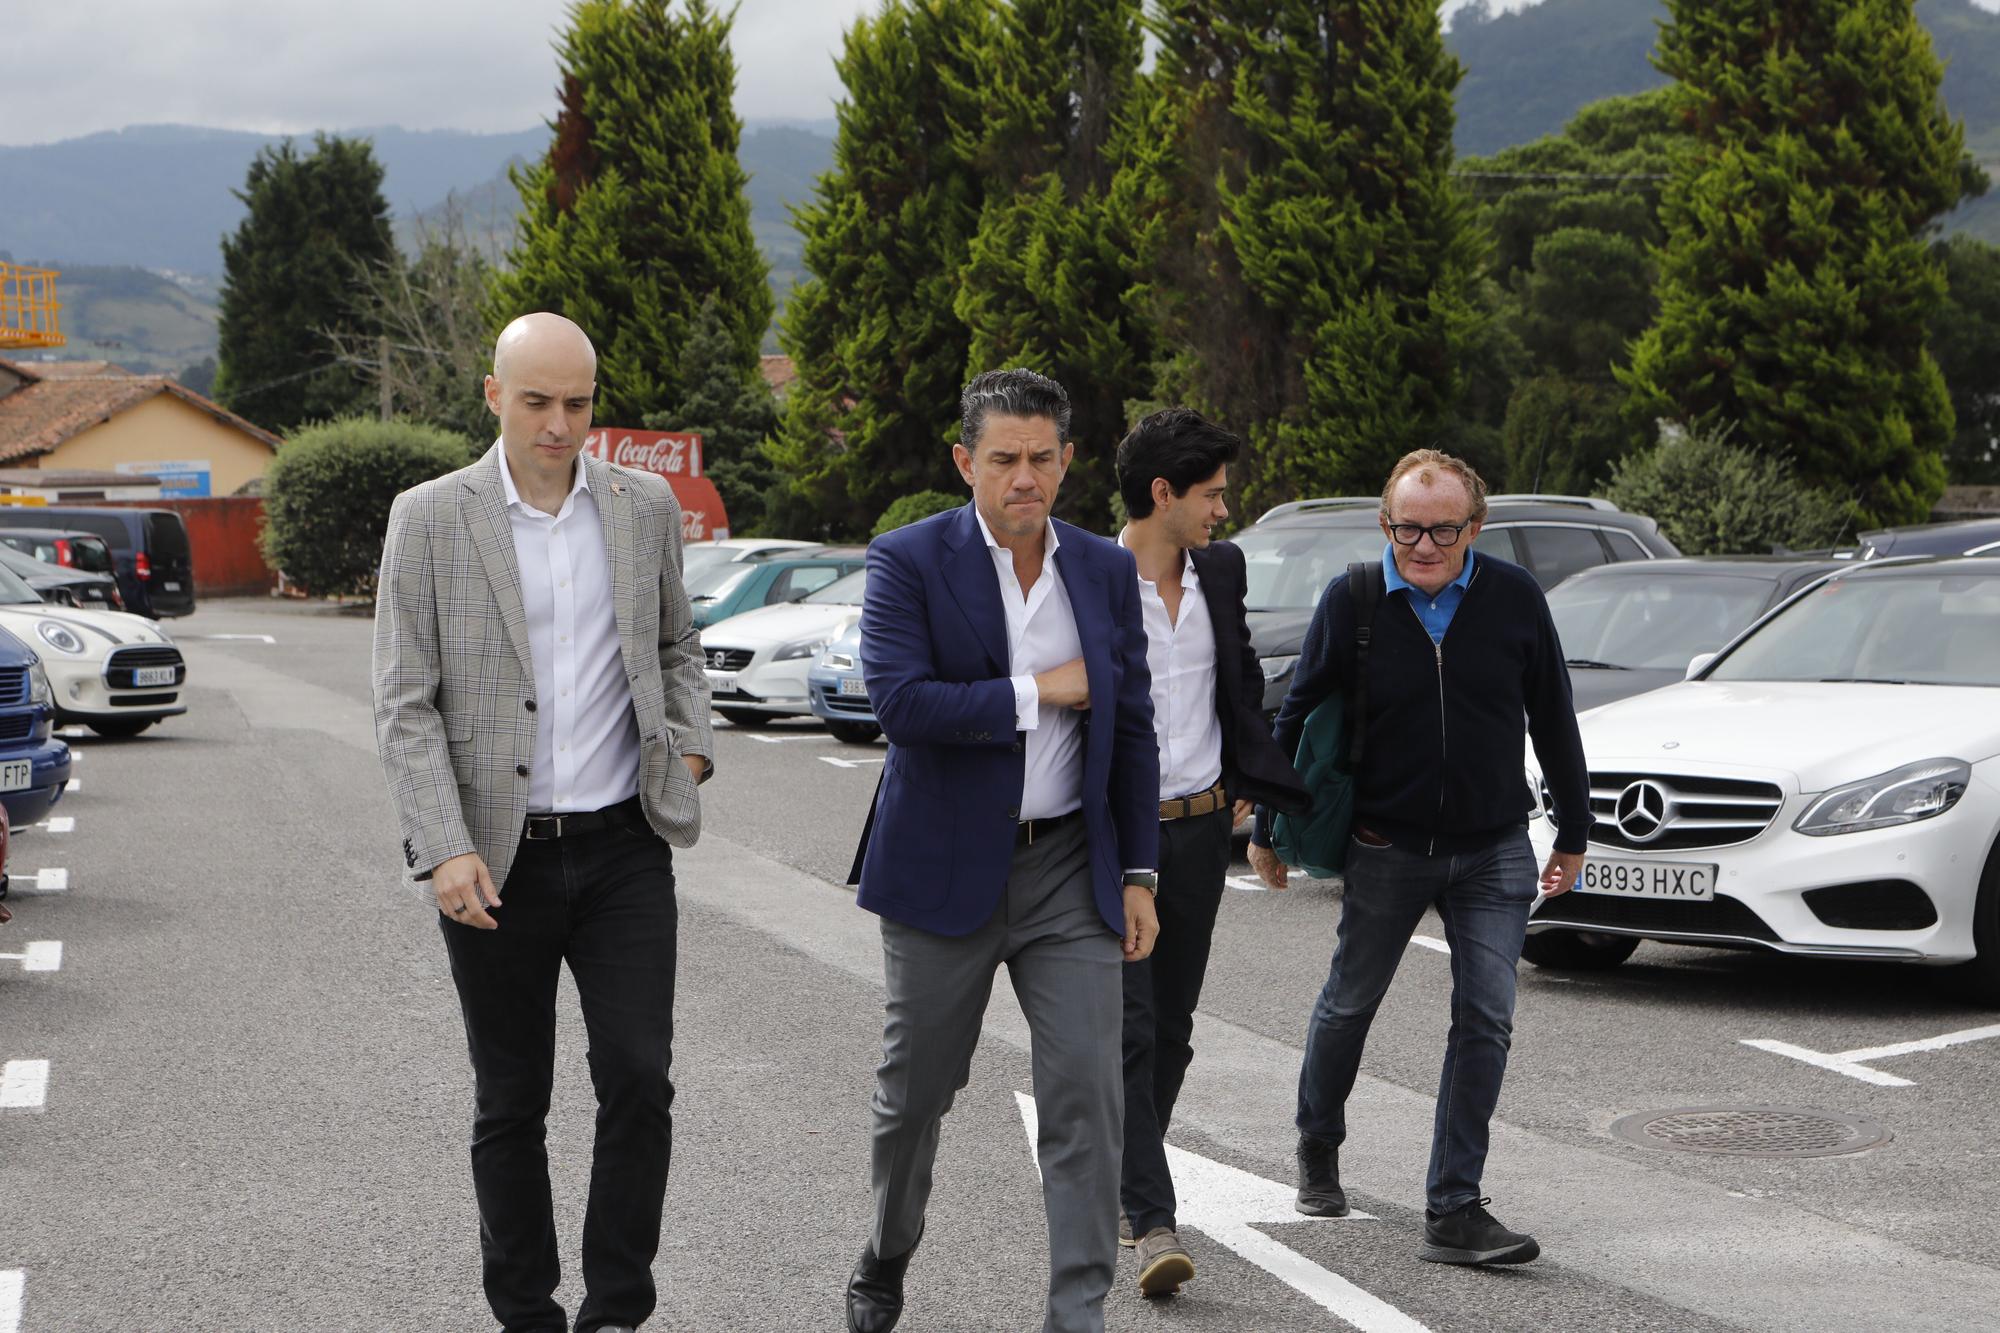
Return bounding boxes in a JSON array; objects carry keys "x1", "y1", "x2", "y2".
[
  {"x1": 1011, "y1": 741, "x2": 1023, "y2": 754},
  {"x1": 524, "y1": 699, "x2": 537, "y2": 712},
  {"x1": 1005, "y1": 806, "x2": 1019, "y2": 820},
  {"x1": 516, "y1": 764, "x2": 530, "y2": 777}
]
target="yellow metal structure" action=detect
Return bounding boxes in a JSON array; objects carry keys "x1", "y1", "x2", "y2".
[{"x1": 0, "y1": 262, "x2": 64, "y2": 349}]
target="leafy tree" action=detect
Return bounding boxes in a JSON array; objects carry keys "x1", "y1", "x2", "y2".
[
  {"x1": 1501, "y1": 377, "x2": 1628, "y2": 495},
  {"x1": 1126, "y1": 0, "x2": 1484, "y2": 511},
  {"x1": 955, "y1": 0, "x2": 1147, "y2": 528},
  {"x1": 213, "y1": 136, "x2": 395, "y2": 432},
  {"x1": 871, "y1": 489, "x2": 965, "y2": 538},
  {"x1": 1620, "y1": 0, "x2": 1971, "y2": 528},
  {"x1": 489, "y1": 0, "x2": 771, "y2": 425},
  {"x1": 1602, "y1": 422, "x2": 1852, "y2": 556},
  {"x1": 263, "y1": 417, "x2": 476, "y2": 596},
  {"x1": 642, "y1": 294, "x2": 780, "y2": 533},
  {"x1": 1930, "y1": 233, "x2": 2000, "y2": 484},
  {"x1": 768, "y1": 0, "x2": 990, "y2": 538}
]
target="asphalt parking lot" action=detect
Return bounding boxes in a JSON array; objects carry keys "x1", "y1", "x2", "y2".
[{"x1": 3, "y1": 597, "x2": 1999, "y2": 1332}]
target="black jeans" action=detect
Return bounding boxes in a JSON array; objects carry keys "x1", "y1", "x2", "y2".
[
  {"x1": 438, "y1": 815, "x2": 678, "y2": 1333},
  {"x1": 1119, "y1": 806, "x2": 1233, "y2": 1236}
]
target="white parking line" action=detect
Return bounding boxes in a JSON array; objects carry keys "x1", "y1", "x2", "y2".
[
  {"x1": 57, "y1": 726, "x2": 87, "y2": 739},
  {"x1": 1741, "y1": 1021, "x2": 2000, "y2": 1087},
  {"x1": 745, "y1": 733, "x2": 836, "y2": 745},
  {"x1": 1224, "y1": 875, "x2": 1267, "y2": 893},
  {"x1": 0, "y1": 1270, "x2": 21, "y2": 1333},
  {"x1": 1408, "y1": 935, "x2": 1451, "y2": 954},
  {"x1": 26, "y1": 869, "x2": 67, "y2": 895},
  {"x1": 41, "y1": 817, "x2": 74, "y2": 834},
  {"x1": 63, "y1": 777, "x2": 79, "y2": 793},
  {"x1": 0, "y1": 1060, "x2": 49, "y2": 1110},
  {"x1": 818, "y1": 755, "x2": 885, "y2": 769},
  {"x1": 0, "y1": 942, "x2": 61, "y2": 972},
  {"x1": 190, "y1": 633, "x2": 276, "y2": 643}
]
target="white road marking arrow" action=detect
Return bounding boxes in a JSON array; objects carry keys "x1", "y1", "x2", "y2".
[{"x1": 1013, "y1": 1093, "x2": 1427, "y2": 1332}]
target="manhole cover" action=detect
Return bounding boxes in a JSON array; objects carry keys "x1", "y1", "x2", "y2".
[{"x1": 1610, "y1": 1105, "x2": 1890, "y2": 1158}]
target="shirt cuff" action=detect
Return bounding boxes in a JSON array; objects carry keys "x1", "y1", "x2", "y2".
[{"x1": 1010, "y1": 674, "x2": 1040, "y2": 731}]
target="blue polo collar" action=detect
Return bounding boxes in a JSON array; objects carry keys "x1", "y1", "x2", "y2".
[{"x1": 1380, "y1": 542, "x2": 1476, "y2": 596}]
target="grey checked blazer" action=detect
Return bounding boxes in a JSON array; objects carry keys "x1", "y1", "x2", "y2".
[{"x1": 372, "y1": 443, "x2": 714, "y2": 891}]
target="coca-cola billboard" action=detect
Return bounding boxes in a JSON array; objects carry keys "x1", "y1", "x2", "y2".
[{"x1": 582, "y1": 427, "x2": 730, "y2": 543}]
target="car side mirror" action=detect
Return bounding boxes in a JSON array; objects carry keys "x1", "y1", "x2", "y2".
[{"x1": 1685, "y1": 652, "x2": 1716, "y2": 680}]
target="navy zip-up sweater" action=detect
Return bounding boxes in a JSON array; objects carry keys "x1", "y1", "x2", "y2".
[{"x1": 1257, "y1": 554, "x2": 1593, "y2": 856}]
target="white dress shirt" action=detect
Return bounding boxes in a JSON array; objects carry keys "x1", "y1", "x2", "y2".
[
  {"x1": 1120, "y1": 532, "x2": 1223, "y2": 801},
  {"x1": 500, "y1": 453, "x2": 640, "y2": 813},
  {"x1": 975, "y1": 509, "x2": 1085, "y2": 821}
]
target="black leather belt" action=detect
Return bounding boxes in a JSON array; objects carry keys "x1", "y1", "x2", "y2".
[
  {"x1": 1016, "y1": 808, "x2": 1083, "y2": 846},
  {"x1": 523, "y1": 796, "x2": 646, "y2": 841}
]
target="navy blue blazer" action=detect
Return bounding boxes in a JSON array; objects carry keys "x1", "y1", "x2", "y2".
[{"x1": 847, "y1": 503, "x2": 1161, "y2": 936}]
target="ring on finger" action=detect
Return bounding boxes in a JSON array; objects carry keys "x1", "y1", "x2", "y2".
[{"x1": 452, "y1": 904, "x2": 469, "y2": 915}]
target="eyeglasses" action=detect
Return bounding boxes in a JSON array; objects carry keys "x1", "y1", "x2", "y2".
[{"x1": 1386, "y1": 521, "x2": 1471, "y2": 547}]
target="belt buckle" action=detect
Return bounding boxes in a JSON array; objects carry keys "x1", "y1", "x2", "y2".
[{"x1": 526, "y1": 814, "x2": 564, "y2": 841}]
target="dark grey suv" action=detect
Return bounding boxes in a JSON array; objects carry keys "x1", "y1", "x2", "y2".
[{"x1": 1238, "y1": 495, "x2": 1680, "y2": 713}]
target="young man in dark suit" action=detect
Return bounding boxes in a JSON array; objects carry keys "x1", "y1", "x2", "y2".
[
  {"x1": 1111, "y1": 409, "x2": 1309, "y2": 1296},
  {"x1": 843, "y1": 369, "x2": 1162, "y2": 1333}
]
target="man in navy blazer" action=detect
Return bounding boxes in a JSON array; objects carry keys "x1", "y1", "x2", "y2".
[{"x1": 843, "y1": 369, "x2": 1161, "y2": 1333}]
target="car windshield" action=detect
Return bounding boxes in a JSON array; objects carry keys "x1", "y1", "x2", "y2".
[
  {"x1": 1549, "y1": 573, "x2": 1776, "y2": 670},
  {"x1": 0, "y1": 561, "x2": 45, "y2": 605},
  {"x1": 804, "y1": 568, "x2": 868, "y2": 605},
  {"x1": 1709, "y1": 570, "x2": 2000, "y2": 687},
  {"x1": 1237, "y1": 524, "x2": 1384, "y2": 611},
  {"x1": 0, "y1": 548, "x2": 55, "y2": 582},
  {"x1": 687, "y1": 563, "x2": 757, "y2": 603},
  {"x1": 681, "y1": 544, "x2": 734, "y2": 579}
]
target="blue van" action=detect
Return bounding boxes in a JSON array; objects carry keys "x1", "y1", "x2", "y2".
[
  {"x1": 0, "y1": 625, "x2": 70, "y2": 826},
  {"x1": 0, "y1": 507, "x2": 196, "y2": 619}
]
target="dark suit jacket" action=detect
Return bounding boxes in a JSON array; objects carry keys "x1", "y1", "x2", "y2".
[
  {"x1": 1188, "y1": 541, "x2": 1311, "y2": 816},
  {"x1": 846, "y1": 504, "x2": 1161, "y2": 936}
]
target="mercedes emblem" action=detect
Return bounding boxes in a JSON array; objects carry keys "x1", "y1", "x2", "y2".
[{"x1": 1614, "y1": 780, "x2": 1671, "y2": 843}]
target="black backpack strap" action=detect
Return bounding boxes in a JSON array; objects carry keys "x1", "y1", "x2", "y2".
[{"x1": 1344, "y1": 561, "x2": 1383, "y2": 771}]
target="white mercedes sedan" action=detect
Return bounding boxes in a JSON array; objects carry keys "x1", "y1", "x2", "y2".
[{"x1": 1527, "y1": 557, "x2": 2000, "y2": 1002}]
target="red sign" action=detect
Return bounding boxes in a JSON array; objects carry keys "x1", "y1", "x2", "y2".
[{"x1": 583, "y1": 428, "x2": 730, "y2": 543}]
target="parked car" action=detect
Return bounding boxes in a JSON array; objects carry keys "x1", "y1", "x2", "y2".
[
  {"x1": 1856, "y1": 516, "x2": 2000, "y2": 561},
  {"x1": 0, "y1": 560, "x2": 187, "y2": 737},
  {"x1": 807, "y1": 620, "x2": 879, "y2": 744},
  {"x1": 1525, "y1": 556, "x2": 2000, "y2": 1000},
  {"x1": 0, "y1": 801, "x2": 12, "y2": 918},
  {"x1": 0, "y1": 623, "x2": 71, "y2": 829},
  {"x1": 681, "y1": 537, "x2": 820, "y2": 583},
  {"x1": 688, "y1": 547, "x2": 867, "y2": 630},
  {"x1": 0, "y1": 506, "x2": 195, "y2": 618},
  {"x1": 1547, "y1": 556, "x2": 1850, "y2": 711},
  {"x1": 1240, "y1": 495, "x2": 1680, "y2": 713},
  {"x1": 701, "y1": 567, "x2": 869, "y2": 727},
  {"x1": 0, "y1": 543, "x2": 124, "y2": 610},
  {"x1": 0, "y1": 527, "x2": 121, "y2": 582}
]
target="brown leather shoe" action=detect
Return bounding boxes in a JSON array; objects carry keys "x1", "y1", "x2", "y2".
[{"x1": 1135, "y1": 1227, "x2": 1195, "y2": 1297}]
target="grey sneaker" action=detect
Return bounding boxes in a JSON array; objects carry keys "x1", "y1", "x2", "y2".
[
  {"x1": 1118, "y1": 1214, "x2": 1135, "y2": 1248},
  {"x1": 1135, "y1": 1227, "x2": 1195, "y2": 1297}
]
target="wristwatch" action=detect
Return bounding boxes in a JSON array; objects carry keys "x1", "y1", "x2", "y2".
[{"x1": 1122, "y1": 872, "x2": 1158, "y2": 895}]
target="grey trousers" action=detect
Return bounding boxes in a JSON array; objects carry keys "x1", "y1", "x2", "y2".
[{"x1": 869, "y1": 818, "x2": 1124, "y2": 1333}]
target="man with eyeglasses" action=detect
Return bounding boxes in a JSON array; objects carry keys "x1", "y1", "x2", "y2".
[{"x1": 1248, "y1": 448, "x2": 1593, "y2": 1266}]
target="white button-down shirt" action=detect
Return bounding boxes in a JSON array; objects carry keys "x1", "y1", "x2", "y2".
[
  {"x1": 500, "y1": 453, "x2": 640, "y2": 813},
  {"x1": 1120, "y1": 532, "x2": 1223, "y2": 801},
  {"x1": 975, "y1": 510, "x2": 1084, "y2": 821}
]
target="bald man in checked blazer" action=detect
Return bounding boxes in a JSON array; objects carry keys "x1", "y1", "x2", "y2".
[{"x1": 373, "y1": 312, "x2": 712, "y2": 1333}]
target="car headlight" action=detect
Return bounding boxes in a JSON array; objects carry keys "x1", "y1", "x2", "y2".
[
  {"x1": 27, "y1": 661, "x2": 51, "y2": 706},
  {"x1": 1259, "y1": 654, "x2": 1299, "y2": 685},
  {"x1": 775, "y1": 636, "x2": 830, "y2": 662},
  {"x1": 37, "y1": 620, "x2": 86, "y2": 654},
  {"x1": 1794, "y1": 759, "x2": 1970, "y2": 837},
  {"x1": 819, "y1": 651, "x2": 856, "y2": 671},
  {"x1": 1526, "y1": 769, "x2": 1550, "y2": 820}
]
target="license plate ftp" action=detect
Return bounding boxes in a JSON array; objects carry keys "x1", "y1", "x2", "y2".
[
  {"x1": 0, "y1": 759, "x2": 31, "y2": 792},
  {"x1": 133, "y1": 666, "x2": 176, "y2": 687},
  {"x1": 1576, "y1": 858, "x2": 1716, "y2": 901},
  {"x1": 162, "y1": 582, "x2": 182, "y2": 591},
  {"x1": 837, "y1": 677, "x2": 868, "y2": 698}
]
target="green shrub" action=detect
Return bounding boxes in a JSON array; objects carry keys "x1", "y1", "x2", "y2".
[
  {"x1": 1600, "y1": 423, "x2": 1853, "y2": 556},
  {"x1": 871, "y1": 490, "x2": 964, "y2": 539},
  {"x1": 263, "y1": 416, "x2": 477, "y2": 596}
]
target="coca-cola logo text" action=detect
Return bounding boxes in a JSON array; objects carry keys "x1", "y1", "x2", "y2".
[{"x1": 583, "y1": 428, "x2": 704, "y2": 478}]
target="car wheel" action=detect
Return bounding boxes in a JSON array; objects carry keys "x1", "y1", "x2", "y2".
[
  {"x1": 826, "y1": 720, "x2": 881, "y2": 745},
  {"x1": 716, "y1": 708, "x2": 772, "y2": 728},
  {"x1": 1520, "y1": 930, "x2": 1640, "y2": 971},
  {"x1": 87, "y1": 718, "x2": 154, "y2": 739},
  {"x1": 1946, "y1": 843, "x2": 2000, "y2": 1007}
]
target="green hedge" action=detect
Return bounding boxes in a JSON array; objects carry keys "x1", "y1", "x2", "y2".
[{"x1": 1601, "y1": 424, "x2": 1852, "y2": 556}]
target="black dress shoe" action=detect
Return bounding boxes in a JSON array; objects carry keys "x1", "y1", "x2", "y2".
[
  {"x1": 1295, "y1": 1133, "x2": 1349, "y2": 1217},
  {"x1": 846, "y1": 1227, "x2": 921, "y2": 1333}
]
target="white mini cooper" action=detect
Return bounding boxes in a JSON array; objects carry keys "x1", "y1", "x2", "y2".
[{"x1": 0, "y1": 559, "x2": 186, "y2": 737}]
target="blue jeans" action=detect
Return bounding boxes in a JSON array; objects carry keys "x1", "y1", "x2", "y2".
[{"x1": 1295, "y1": 827, "x2": 1537, "y2": 1214}]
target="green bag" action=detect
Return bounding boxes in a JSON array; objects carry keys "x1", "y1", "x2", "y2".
[{"x1": 1270, "y1": 561, "x2": 1382, "y2": 877}]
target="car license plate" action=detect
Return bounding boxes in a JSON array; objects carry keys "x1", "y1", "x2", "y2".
[
  {"x1": 133, "y1": 666, "x2": 176, "y2": 687},
  {"x1": 838, "y1": 677, "x2": 868, "y2": 698},
  {"x1": 0, "y1": 759, "x2": 31, "y2": 792},
  {"x1": 1576, "y1": 858, "x2": 1716, "y2": 901},
  {"x1": 163, "y1": 582, "x2": 182, "y2": 591}
]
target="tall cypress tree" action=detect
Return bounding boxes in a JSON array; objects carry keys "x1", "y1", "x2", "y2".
[
  {"x1": 1619, "y1": 0, "x2": 1970, "y2": 528},
  {"x1": 767, "y1": 0, "x2": 989, "y2": 538},
  {"x1": 214, "y1": 135, "x2": 395, "y2": 433},
  {"x1": 954, "y1": 0, "x2": 1146, "y2": 528},
  {"x1": 1127, "y1": 2, "x2": 1483, "y2": 509},
  {"x1": 489, "y1": 0, "x2": 770, "y2": 426}
]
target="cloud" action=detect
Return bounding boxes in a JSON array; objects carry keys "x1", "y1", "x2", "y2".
[{"x1": 3, "y1": 0, "x2": 875, "y2": 147}]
